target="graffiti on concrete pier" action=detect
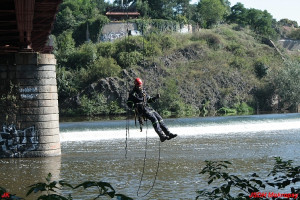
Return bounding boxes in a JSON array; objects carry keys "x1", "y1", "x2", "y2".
[
  {"x1": 19, "y1": 87, "x2": 38, "y2": 100},
  {"x1": 0, "y1": 124, "x2": 39, "y2": 158}
]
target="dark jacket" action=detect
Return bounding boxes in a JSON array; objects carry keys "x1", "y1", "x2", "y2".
[{"x1": 127, "y1": 87, "x2": 157, "y2": 115}]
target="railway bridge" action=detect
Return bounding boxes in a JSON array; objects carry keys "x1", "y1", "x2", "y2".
[{"x1": 0, "y1": 0, "x2": 62, "y2": 157}]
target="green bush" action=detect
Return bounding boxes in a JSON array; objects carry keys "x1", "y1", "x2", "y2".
[
  {"x1": 115, "y1": 36, "x2": 144, "y2": 53},
  {"x1": 66, "y1": 42, "x2": 97, "y2": 69},
  {"x1": 56, "y1": 67, "x2": 79, "y2": 102},
  {"x1": 144, "y1": 33, "x2": 162, "y2": 56},
  {"x1": 96, "y1": 42, "x2": 117, "y2": 57},
  {"x1": 272, "y1": 61, "x2": 300, "y2": 110},
  {"x1": 190, "y1": 32, "x2": 222, "y2": 49},
  {"x1": 54, "y1": 30, "x2": 76, "y2": 66},
  {"x1": 197, "y1": 157, "x2": 300, "y2": 200},
  {"x1": 158, "y1": 78, "x2": 197, "y2": 117},
  {"x1": 254, "y1": 61, "x2": 268, "y2": 79},
  {"x1": 217, "y1": 107, "x2": 237, "y2": 115},
  {"x1": 79, "y1": 94, "x2": 108, "y2": 116},
  {"x1": 234, "y1": 102, "x2": 254, "y2": 113},
  {"x1": 66, "y1": 57, "x2": 120, "y2": 92},
  {"x1": 218, "y1": 102, "x2": 254, "y2": 115},
  {"x1": 78, "y1": 93, "x2": 125, "y2": 116},
  {"x1": 117, "y1": 51, "x2": 143, "y2": 68},
  {"x1": 108, "y1": 101, "x2": 125, "y2": 115},
  {"x1": 289, "y1": 28, "x2": 300, "y2": 40},
  {"x1": 226, "y1": 42, "x2": 246, "y2": 56},
  {"x1": 87, "y1": 57, "x2": 121, "y2": 82},
  {"x1": 229, "y1": 57, "x2": 247, "y2": 69},
  {"x1": 160, "y1": 34, "x2": 176, "y2": 51}
]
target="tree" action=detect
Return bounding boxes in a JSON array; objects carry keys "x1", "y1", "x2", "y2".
[
  {"x1": 278, "y1": 18, "x2": 298, "y2": 28},
  {"x1": 247, "y1": 8, "x2": 276, "y2": 37},
  {"x1": 197, "y1": 0, "x2": 228, "y2": 28},
  {"x1": 54, "y1": 30, "x2": 76, "y2": 66},
  {"x1": 174, "y1": 0, "x2": 190, "y2": 17},
  {"x1": 52, "y1": 0, "x2": 109, "y2": 36},
  {"x1": 289, "y1": 29, "x2": 300, "y2": 40},
  {"x1": 148, "y1": 0, "x2": 177, "y2": 20},
  {"x1": 272, "y1": 62, "x2": 300, "y2": 111},
  {"x1": 190, "y1": 4, "x2": 200, "y2": 24},
  {"x1": 93, "y1": 0, "x2": 110, "y2": 14},
  {"x1": 136, "y1": 0, "x2": 150, "y2": 17},
  {"x1": 227, "y1": 3, "x2": 277, "y2": 38},
  {"x1": 220, "y1": 0, "x2": 231, "y2": 16},
  {"x1": 53, "y1": 6, "x2": 77, "y2": 35},
  {"x1": 79, "y1": 0, "x2": 101, "y2": 20},
  {"x1": 227, "y1": 2, "x2": 248, "y2": 26}
]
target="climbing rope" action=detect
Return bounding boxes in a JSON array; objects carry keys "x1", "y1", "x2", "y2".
[
  {"x1": 136, "y1": 18, "x2": 163, "y2": 196},
  {"x1": 125, "y1": 82, "x2": 130, "y2": 159},
  {"x1": 137, "y1": 120, "x2": 161, "y2": 197},
  {"x1": 124, "y1": 0, "x2": 129, "y2": 159},
  {"x1": 122, "y1": 3, "x2": 162, "y2": 195}
]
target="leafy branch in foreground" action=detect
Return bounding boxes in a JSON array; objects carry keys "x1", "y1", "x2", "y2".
[
  {"x1": 26, "y1": 173, "x2": 73, "y2": 200},
  {"x1": 73, "y1": 181, "x2": 131, "y2": 200},
  {"x1": 24, "y1": 173, "x2": 132, "y2": 200},
  {"x1": 266, "y1": 157, "x2": 300, "y2": 192},
  {"x1": 197, "y1": 157, "x2": 300, "y2": 200}
]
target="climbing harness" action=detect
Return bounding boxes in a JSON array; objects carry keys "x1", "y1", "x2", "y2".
[{"x1": 125, "y1": 90, "x2": 161, "y2": 197}]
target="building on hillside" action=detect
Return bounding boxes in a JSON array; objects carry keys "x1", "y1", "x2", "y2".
[{"x1": 102, "y1": 3, "x2": 141, "y2": 42}]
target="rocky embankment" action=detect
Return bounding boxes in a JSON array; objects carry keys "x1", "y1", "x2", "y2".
[{"x1": 62, "y1": 44, "x2": 258, "y2": 115}]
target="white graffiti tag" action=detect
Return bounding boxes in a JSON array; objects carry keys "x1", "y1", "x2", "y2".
[
  {"x1": 19, "y1": 87, "x2": 38, "y2": 100},
  {"x1": 19, "y1": 87, "x2": 38, "y2": 93},
  {"x1": 101, "y1": 31, "x2": 126, "y2": 42}
]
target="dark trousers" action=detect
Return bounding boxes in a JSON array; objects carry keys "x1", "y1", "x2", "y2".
[{"x1": 143, "y1": 108, "x2": 170, "y2": 136}]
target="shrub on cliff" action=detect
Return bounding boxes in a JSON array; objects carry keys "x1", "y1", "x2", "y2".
[
  {"x1": 197, "y1": 157, "x2": 300, "y2": 200},
  {"x1": 271, "y1": 61, "x2": 300, "y2": 110}
]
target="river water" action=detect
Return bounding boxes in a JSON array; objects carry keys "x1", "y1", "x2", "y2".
[{"x1": 0, "y1": 113, "x2": 300, "y2": 199}]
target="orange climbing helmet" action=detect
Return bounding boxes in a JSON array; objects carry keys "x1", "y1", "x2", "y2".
[{"x1": 134, "y1": 77, "x2": 143, "y2": 87}]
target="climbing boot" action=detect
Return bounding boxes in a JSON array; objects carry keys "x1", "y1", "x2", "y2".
[
  {"x1": 158, "y1": 132, "x2": 169, "y2": 142},
  {"x1": 166, "y1": 133, "x2": 177, "y2": 140}
]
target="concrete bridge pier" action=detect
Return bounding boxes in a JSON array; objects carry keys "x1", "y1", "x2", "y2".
[{"x1": 0, "y1": 53, "x2": 61, "y2": 157}]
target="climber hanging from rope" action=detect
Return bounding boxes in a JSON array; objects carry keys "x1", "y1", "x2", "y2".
[{"x1": 127, "y1": 77, "x2": 177, "y2": 142}]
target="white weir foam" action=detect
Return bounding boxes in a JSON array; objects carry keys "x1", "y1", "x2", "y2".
[{"x1": 60, "y1": 119, "x2": 300, "y2": 142}]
